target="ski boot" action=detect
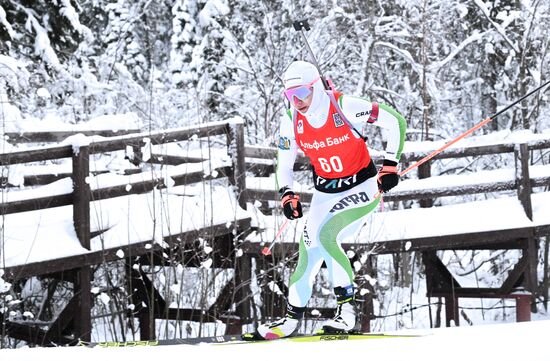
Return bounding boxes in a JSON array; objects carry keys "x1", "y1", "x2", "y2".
[
  {"x1": 242, "y1": 304, "x2": 305, "y2": 341},
  {"x1": 318, "y1": 285, "x2": 358, "y2": 335}
]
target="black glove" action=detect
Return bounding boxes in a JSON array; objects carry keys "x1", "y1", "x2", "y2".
[
  {"x1": 280, "y1": 189, "x2": 303, "y2": 220},
  {"x1": 377, "y1": 159, "x2": 399, "y2": 193}
]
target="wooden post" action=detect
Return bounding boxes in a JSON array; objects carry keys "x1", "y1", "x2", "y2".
[
  {"x1": 515, "y1": 294, "x2": 532, "y2": 322},
  {"x1": 514, "y1": 143, "x2": 532, "y2": 220},
  {"x1": 514, "y1": 143, "x2": 537, "y2": 306},
  {"x1": 233, "y1": 254, "x2": 252, "y2": 332},
  {"x1": 72, "y1": 145, "x2": 92, "y2": 342},
  {"x1": 227, "y1": 122, "x2": 247, "y2": 209},
  {"x1": 444, "y1": 295, "x2": 459, "y2": 327},
  {"x1": 139, "y1": 311, "x2": 152, "y2": 341},
  {"x1": 127, "y1": 263, "x2": 154, "y2": 341},
  {"x1": 359, "y1": 255, "x2": 375, "y2": 333},
  {"x1": 418, "y1": 161, "x2": 433, "y2": 208},
  {"x1": 423, "y1": 251, "x2": 463, "y2": 327},
  {"x1": 74, "y1": 269, "x2": 92, "y2": 342},
  {"x1": 544, "y1": 236, "x2": 550, "y2": 310},
  {"x1": 73, "y1": 145, "x2": 90, "y2": 249},
  {"x1": 525, "y1": 237, "x2": 539, "y2": 310}
]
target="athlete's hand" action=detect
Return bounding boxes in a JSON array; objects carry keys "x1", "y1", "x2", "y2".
[
  {"x1": 378, "y1": 160, "x2": 399, "y2": 193},
  {"x1": 280, "y1": 190, "x2": 303, "y2": 220}
]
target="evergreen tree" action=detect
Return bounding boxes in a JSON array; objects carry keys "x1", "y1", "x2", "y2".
[
  {"x1": 0, "y1": 0, "x2": 91, "y2": 115},
  {"x1": 170, "y1": 0, "x2": 201, "y2": 88},
  {"x1": 194, "y1": 0, "x2": 233, "y2": 122}
]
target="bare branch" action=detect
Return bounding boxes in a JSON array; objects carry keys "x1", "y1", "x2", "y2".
[
  {"x1": 429, "y1": 30, "x2": 490, "y2": 73},
  {"x1": 472, "y1": 0, "x2": 520, "y2": 53}
]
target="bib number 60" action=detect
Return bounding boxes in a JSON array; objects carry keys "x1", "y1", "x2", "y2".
[{"x1": 318, "y1": 156, "x2": 343, "y2": 173}]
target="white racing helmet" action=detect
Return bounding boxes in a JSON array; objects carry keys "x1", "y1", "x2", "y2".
[
  {"x1": 283, "y1": 60, "x2": 320, "y2": 89},
  {"x1": 282, "y1": 60, "x2": 328, "y2": 115}
]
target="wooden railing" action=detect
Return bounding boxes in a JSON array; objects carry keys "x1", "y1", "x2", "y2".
[
  {"x1": 1, "y1": 120, "x2": 250, "y2": 343},
  {"x1": 1, "y1": 121, "x2": 248, "y2": 214},
  {"x1": 4, "y1": 129, "x2": 141, "y2": 144}
]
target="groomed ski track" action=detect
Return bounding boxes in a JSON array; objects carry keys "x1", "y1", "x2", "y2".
[{"x1": 1, "y1": 320, "x2": 549, "y2": 361}]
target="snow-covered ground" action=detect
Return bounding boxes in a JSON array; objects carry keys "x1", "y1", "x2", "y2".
[{"x1": 1, "y1": 320, "x2": 549, "y2": 361}]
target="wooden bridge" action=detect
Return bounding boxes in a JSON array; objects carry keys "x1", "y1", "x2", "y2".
[{"x1": 1, "y1": 120, "x2": 549, "y2": 345}]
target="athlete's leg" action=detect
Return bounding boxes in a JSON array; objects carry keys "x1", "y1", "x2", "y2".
[
  {"x1": 286, "y1": 188, "x2": 330, "y2": 307},
  {"x1": 287, "y1": 231, "x2": 324, "y2": 307},
  {"x1": 255, "y1": 194, "x2": 326, "y2": 340},
  {"x1": 318, "y1": 176, "x2": 379, "y2": 288},
  {"x1": 314, "y1": 177, "x2": 380, "y2": 332}
]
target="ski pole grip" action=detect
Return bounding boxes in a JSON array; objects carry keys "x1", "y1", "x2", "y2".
[{"x1": 292, "y1": 19, "x2": 310, "y2": 31}]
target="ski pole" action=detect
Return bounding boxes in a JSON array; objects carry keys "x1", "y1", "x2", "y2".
[
  {"x1": 261, "y1": 218, "x2": 290, "y2": 256},
  {"x1": 292, "y1": 19, "x2": 363, "y2": 139},
  {"x1": 399, "y1": 79, "x2": 550, "y2": 177},
  {"x1": 373, "y1": 79, "x2": 550, "y2": 200},
  {"x1": 292, "y1": 19, "x2": 332, "y2": 91},
  {"x1": 262, "y1": 19, "x2": 320, "y2": 257}
]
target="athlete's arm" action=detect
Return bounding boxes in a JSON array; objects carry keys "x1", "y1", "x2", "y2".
[
  {"x1": 276, "y1": 110, "x2": 298, "y2": 193},
  {"x1": 338, "y1": 95, "x2": 406, "y2": 163}
]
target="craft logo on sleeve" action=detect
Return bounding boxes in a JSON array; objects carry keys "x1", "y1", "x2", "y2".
[{"x1": 355, "y1": 110, "x2": 371, "y2": 118}]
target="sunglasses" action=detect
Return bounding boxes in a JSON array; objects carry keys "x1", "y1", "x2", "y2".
[{"x1": 283, "y1": 77, "x2": 320, "y2": 104}]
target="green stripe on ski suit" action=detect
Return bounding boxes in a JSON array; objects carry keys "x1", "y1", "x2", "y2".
[
  {"x1": 318, "y1": 197, "x2": 381, "y2": 283},
  {"x1": 378, "y1": 103, "x2": 407, "y2": 161},
  {"x1": 289, "y1": 234, "x2": 308, "y2": 287}
]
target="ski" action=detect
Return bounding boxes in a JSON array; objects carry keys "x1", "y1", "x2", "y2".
[
  {"x1": 80, "y1": 335, "x2": 242, "y2": 347},
  {"x1": 238, "y1": 331, "x2": 426, "y2": 345},
  {"x1": 279, "y1": 332, "x2": 425, "y2": 343},
  {"x1": 82, "y1": 331, "x2": 427, "y2": 347}
]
